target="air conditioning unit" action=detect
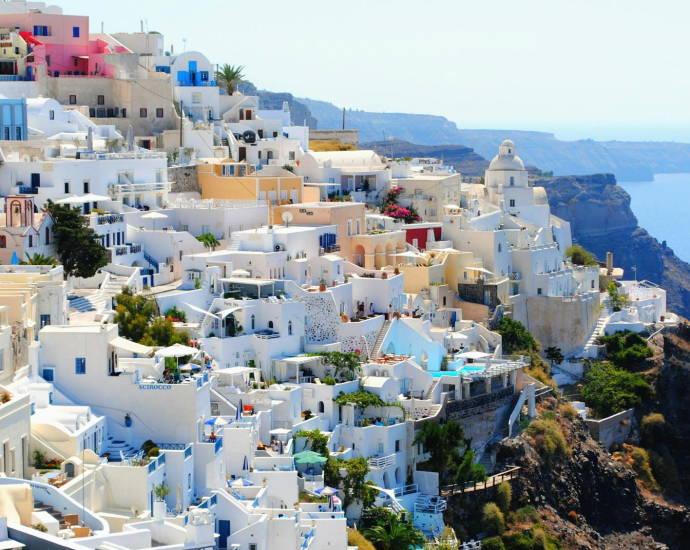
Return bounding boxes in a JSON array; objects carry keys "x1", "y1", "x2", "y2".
[{"x1": 275, "y1": 244, "x2": 285, "y2": 251}]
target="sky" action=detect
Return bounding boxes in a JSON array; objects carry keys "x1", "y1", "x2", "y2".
[{"x1": 62, "y1": 0, "x2": 690, "y2": 142}]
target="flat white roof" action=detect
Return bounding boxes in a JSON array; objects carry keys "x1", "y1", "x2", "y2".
[
  {"x1": 362, "y1": 376, "x2": 390, "y2": 388},
  {"x1": 109, "y1": 336, "x2": 153, "y2": 355}
]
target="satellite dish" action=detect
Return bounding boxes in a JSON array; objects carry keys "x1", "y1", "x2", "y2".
[{"x1": 282, "y1": 212, "x2": 293, "y2": 227}]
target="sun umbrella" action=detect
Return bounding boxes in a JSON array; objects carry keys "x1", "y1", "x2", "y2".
[
  {"x1": 157, "y1": 343, "x2": 198, "y2": 357},
  {"x1": 314, "y1": 486, "x2": 338, "y2": 496},
  {"x1": 205, "y1": 417, "x2": 229, "y2": 427},
  {"x1": 87, "y1": 126, "x2": 94, "y2": 152},
  {"x1": 279, "y1": 440, "x2": 284, "y2": 455},
  {"x1": 231, "y1": 477, "x2": 254, "y2": 487},
  {"x1": 242, "y1": 455, "x2": 248, "y2": 471},
  {"x1": 142, "y1": 211, "x2": 169, "y2": 231},
  {"x1": 55, "y1": 194, "x2": 110, "y2": 205},
  {"x1": 10, "y1": 251, "x2": 18, "y2": 265},
  {"x1": 126, "y1": 125, "x2": 134, "y2": 152},
  {"x1": 293, "y1": 450, "x2": 327, "y2": 465},
  {"x1": 232, "y1": 268, "x2": 251, "y2": 277},
  {"x1": 176, "y1": 484, "x2": 181, "y2": 512},
  {"x1": 235, "y1": 405, "x2": 240, "y2": 421}
]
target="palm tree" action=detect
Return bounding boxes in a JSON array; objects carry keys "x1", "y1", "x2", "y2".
[
  {"x1": 362, "y1": 515, "x2": 425, "y2": 550},
  {"x1": 215, "y1": 64, "x2": 245, "y2": 95},
  {"x1": 20, "y1": 252, "x2": 58, "y2": 266}
]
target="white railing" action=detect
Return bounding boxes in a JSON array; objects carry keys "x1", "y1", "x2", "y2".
[{"x1": 368, "y1": 454, "x2": 396, "y2": 469}]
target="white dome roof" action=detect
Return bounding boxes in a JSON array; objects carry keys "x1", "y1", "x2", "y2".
[
  {"x1": 489, "y1": 153, "x2": 525, "y2": 171},
  {"x1": 501, "y1": 139, "x2": 516, "y2": 147}
]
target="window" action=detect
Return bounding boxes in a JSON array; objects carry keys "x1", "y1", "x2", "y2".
[
  {"x1": 0, "y1": 236, "x2": 5, "y2": 249},
  {"x1": 83, "y1": 181, "x2": 90, "y2": 193},
  {"x1": 509, "y1": 199, "x2": 515, "y2": 207},
  {"x1": 15, "y1": 127, "x2": 21, "y2": 140},
  {"x1": 73, "y1": 26, "x2": 80, "y2": 38},
  {"x1": 537, "y1": 288, "x2": 542, "y2": 295},
  {"x1": 192, "y1": 93, "x2": 201, "y2": 104},
  {"x1": 288, "y1": 321, "x2": 292, "y2": 335},
  {"x1": 97, "y1": 95, "x2": 105, "y2": 105},
  {"x1": 251, "y1": 315, "x2": 255, "y2": 330},
  {"x1": 347, "y1": 219, "x2": 352, "y2": 237},
  {"x1": 49, "y1": 110, "x2": 55, "y2": 120},
  {"x1": 75, "y1": 358, "x2": 86, "y2": 374},
  {"x1": 45, "y1": 54, "x2": 50, "y2": 67},
  {"x1": 64, "y1": 181, "x2": 70, "y2": 193},
  {"x1": 268, "y1": 321, "x2": 274, "y2": 329},
  {"x1": 510, "y1": 176, "x2": 515, "y2": 186},
  {"x1": 249, "y1": 544, "x2": 257, "y2": 550},
  {"x1": 395, "y1": 439, "x2": 401, "y2": 452},
  {"x1": 3, "y1": 127, "x2": 8, "y2": 140},
  {"x1": 42, "y1": 368, "x2": 54, "y2": 382},
  {"x1": 140, "y1": 108, "x2": 147, "y2": 118},
  {"x1": 498, "y1": 243, "x2": 502, "y2": 252},
  {"x1": 0, "y1": 349, "x2": 3, "y2": 372},
  {"x1": 28, "y1": 235, "x2": 33, "y2": 247},
  {"x1": 356, "y1": 219, "x2": 361, "y2": 235},
  {"x1": 69, "y1": 94, "x2": 77, "y2": 105},
  {"x1": 156, "y1": 108, "x2": 164, "y2": 118},
  {"x1": 200, "y1": 71, "x2": 209, "y2": 81},
  {"x1": 289, "y1": 151, "x2": 295, "y2": 161}
]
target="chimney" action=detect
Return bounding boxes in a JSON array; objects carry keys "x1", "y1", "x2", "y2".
[{"x1": 606, "y1": 252, "x2": 613, "y2": 272}]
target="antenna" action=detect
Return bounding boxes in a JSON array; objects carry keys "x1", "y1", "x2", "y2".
[
  {"x1": 183, "y1": 38, "x2": 187, "y2": 52},
  {"x1": 282, "y1": 211, "x2": 293, "y2": 227}
]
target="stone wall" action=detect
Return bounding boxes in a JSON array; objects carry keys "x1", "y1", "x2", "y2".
[
  {"x1": 169, "y1": 165, "x2": 200, "y2": 194},
  {"x1": 12, "y1": 322, "x2": 28, "y2": 371},
  {"x1": 446, "y1": 387, "x2": 516, "y2": 421},
  {"x1": 585, "y1": 408, "x2": 634, "y2": 450},
  {"x1": 297, "y1": 294, "x2": 340, "y2": 343},
  {"x1": 309, "y1": 129, "x2": 359, "y2": 145},
  {"x1": 457, "y1": 281, "x2": 500, "y2": 309},
  {"x1": 339, "y1": 329, "x2": 379, "y2": 355}
]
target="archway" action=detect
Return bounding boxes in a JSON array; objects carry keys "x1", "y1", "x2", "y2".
[
  {"x1": 395, "y1": 467, "x2": 403, "y2": 485},
  {"x1": 385, "y1": 242, "x2": 395, "y2": 267},
  {"x1": 65, "y1": 463, "x2": 75, "y2": 478},
  {"x1": 383, "y1": 471, "x2": 392, "y2": 489},
  {"x1": 374, "y1": 244, "x2": 384, "y2": 269},
  {"x1": 318, "y1": 401, "x2": 325, "y2": 414},
  {"x1": 353, "y1": 245, "x2": 366, "y2": 268}
]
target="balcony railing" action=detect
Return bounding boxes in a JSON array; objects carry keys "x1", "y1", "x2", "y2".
[
  {"x1": 18, "y1": 186, "x2": 37, "y2": 195},
  {"x1": 114, "y1": 247, "x2": 128, "y2": 256},
  {"x1": 130, "y1": 244, "x2": 142, "y2": 254},
  {"x1": 97, "y1": 214, "x2": 124, "y2": 225},
  {"x1": 177, "y1": 80, "x2": 218, "y2": 87},
  {"x1": 368, "y1": 454, "x2": 396, "y2": 469}
]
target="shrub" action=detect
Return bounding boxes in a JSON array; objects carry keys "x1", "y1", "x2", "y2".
[
  {"x1": 147, "y1": 447, "x2": 160, "y2": 458},
  {"x1": 32, "y1": 524, "x2": 48, "y2": 532},
  {"x1": 483, "y1": 536, "x2": 506, "y2": 550},
  {"x1": 0, "y1": 391, "x2": 11, "y2": 404},
  {"x1": 482, "y1": 502, "x2": 505, "y2": 536},
  {"x1": 347, "y1": 528, "x2": 376, "y2": 550},
  {"x1": 526, "y1": 419, "x2": 570, "y2": 461},
  {"x1": 630, "y1": 447, "x2": 659, "y2": 491},
  {"x1": 502, "y1": 533, "x2": 533, "y2": 550},
  {"x1": 581, "y1": 362, "x2": 652, "y2": 418},
  {"x1": 640, "y1": 413, "x2": 667, "y2": 447},
  {"x1": 532, "y1": 527, "x2": 547, "y2": 549},
  {"x1": 559, "y1": 403, "x2": 578, "y2": 420},
  {"x1": 567, "y1": 510, "x2": 578, "y2": 523},
  {"x1": 498, "y1": 318, "x2": 540, "y2": 354},
  {"x1": 599, "y1": 331, "x2": 652, "y2": 370},
  {"x1": 323, "y1": 376, "x2": 337, "y2": 386},
  {"x1": 141, "y1": 439, "x2": 158, "y2": 455},
  {"x1": 32, "y1": 449, "x2": 46, "y2": 468},
  {"x1": 496, "y1": 481, "x2": 512, "y2": 514},
  {"x1": 566, "y1": 245, "x2": 597, "y2": 266},
  {"x1": 648, "y1": 447, "x2": 680, "y2": 492},
  {"x1": 513, "y1": 505, "x2": 538, "y2": 524}
]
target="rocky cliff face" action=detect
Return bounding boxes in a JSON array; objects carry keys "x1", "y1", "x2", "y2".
[{"x1": 538, "y1": 174, "x2": 690, "y2": 319}]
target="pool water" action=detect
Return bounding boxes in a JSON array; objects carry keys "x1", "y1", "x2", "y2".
[{"x1": 430, "y1": 366, "x2": 484, "y2": 377}]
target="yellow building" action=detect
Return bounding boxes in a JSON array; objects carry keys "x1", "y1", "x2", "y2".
[
  {"x1": 198, "y1": 160, "x2": 309, "y2": 223},
  {"x1": 0, "y1": 29, "x2": 28, "y2": 77}
]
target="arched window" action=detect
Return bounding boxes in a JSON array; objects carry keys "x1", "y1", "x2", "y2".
[
  {"x1": 251, "y1": 315, "x2": 255, "y2": 330},
  {"x1": 288, "y1": 321, "x2": 293, "y2": 335},
  {"x1": 0, "y1": 236, "x2": 5, "y2": 248},
  {"x1": 268, "y1": 321, "x2": 274, "y2": 329},
  {"x1": 318, "y1": 401, "x2": 325, "y2": 413}
]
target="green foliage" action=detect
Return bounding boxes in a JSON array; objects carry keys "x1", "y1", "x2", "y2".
[
  {"x1": 141, "y1": 439, "x2": 158, "y2": 455},
  {"x1": 139, "y1": 317, "x2": 190, "y2": 347},
  {"x1": 359, "y1": 507, "x2": 399, "y2": 530},
  {"x1": 334, "y1": 389, "x2": 385, "y2": 411},
  {"x1": 482, "y1": 502, "x2": 505, "y2": 536},
  {"x1": 483, "y1": 537, "x2": 506, "y2": 550},
  {"x1": 525, "y1": 419, "x2": 570, "y2": 461},
  {"x1": 496, "y1": 481, "x2": 512, "y2": 514},
  {"x1": 164, "y1": 306, "x2": 187, "y2": 323},
  {"x1": 308, "y1": 351, "x2": 362, "y2": 381},
  {"x1": 566, "y1": 245, "x2": 597, "y2": 266},
  {"x1": 197, "y1": 233, "x2": 220, "y2": 249},
  {"x1": 558, "y1": 403, "x2": 578, "y2": 420},
  {"x1": 152, "y1": 481, "x2": 171, "y2": 500},
  {"x1": 607, "y1": 282, "x2": 631, "y2": 312},
  {"x1": 215, "y1": 63, "x2": 245, "y2": 94},
  {"x1": 544, "y1": 347, "x2": 564, "y2": 367},
  {"x1": 323, "y1": 376, "x2": 337, "y2": 385},
  {"x1": 362, "y1": 514, "x2": 425, "y2": 550},
  {"x1": 347, "y1": 529, "x2": 376, "y2": 550},
  {"x1": 453, "y1": 449, "x2": 487, "y2": 486},
  {"x1": 498, "y1": 318, "x2": 540, "y2": 354},
  {"x1": 20, "y1": 252, "x2": 58, "y2": 266},
  {"x1": 630, "y1": 446, "x2": 659, "y2": 491},
  {"x1": 44, "y1": 199, "x2": 108, "y2": 278},
  {"x1": 32, "y1": 449, "x2": 46, "y2": 468},
  {"x1": 648, "y1": 446, "x2": 681, "y2": 493},
  {"x1": 293, "y1": 429, "x2": 329, "y2": 458},
  {"x1": 513, "y1": 505, "x2": 538, "y2": 524},
  {"x1": 115, "y1": 287, "x2": 189, "y2": 346},
  {"x1": 323, "y1": 456, "x2": 377, "y2": 512},
  {"x1": 147, "y1": 446, "x2": 160, "y2": 458},
  {"x1": 414, "y1": 420, "x2": 469, "y2": 482},
  {"x1": 581, "y1": 362, "x2": 652, "y2": 418},
  {"x1": 502, "y1": 533, "x2": 533, "y2": 550},
  {"x1": 599, "y1": 331, "x2": 652, "y2": 370},
  {"x1": 640, "y1": 413, "x2": 668, "y2": 447}
]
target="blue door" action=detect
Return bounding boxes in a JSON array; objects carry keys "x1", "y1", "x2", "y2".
[{"x1": 218, "y1": 520, "x2": 230, "y2": 549}]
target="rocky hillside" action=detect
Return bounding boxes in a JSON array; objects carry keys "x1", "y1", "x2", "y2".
[
  {"x1": 359, "y1": 138, "x2": 489, "y2": 176},
  {"x1": 538, "y1": 174, "x2": 690, "y2": 319}
]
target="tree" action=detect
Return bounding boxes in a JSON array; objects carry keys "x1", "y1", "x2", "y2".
[
  {"x1": 20, "y1": 252, "x2": 58, "y2": 266},
  {"x1": 498, "y1": 317, "x2": 539, "y2": 354},
  {"x1": 481, "y1": 502, "x2": 505, "y2": 536},
  {"x1": 312, "y1": 351, "x2": 362, "y2": 381},
  {"x1": 414, "y1": 420, "x2": 468, "y2": 482},
  {"x1": 599, "y1": 331, "x2": 652, "y2": 370},
  {"x1": 362, "y1": 514, "x2": 425, "y2": 550},
  {"x1": 566, "y1": 245, "x2": 597, "y2": 266},
  {"x1": 44, "y1": 200, "x2": 108, "y2": 278},
  {"x1": 452, "y1": 449, "x2": 487, "y2": 487},
  {"x1": 496, "y1": 481, "x2": 512, "y2": 514},
  {"x1": 164, "y1": 306, "x2": 187, "y2": 323},
  {"x1": 293, "y1": 429, "x2": 329, "y2": 458},
  {"x1": 114, "y1": 287, "x2": 158, "y2": 342},
  {"x1": 607, "y1": 281, "x2": 631, "y2": 312},
  {"x1": 545, "y1": 346, "x2": 564, "y2": 370},
  {"x1": 215, "y1": 64, "x2": 245, "y2": 95},
  {"x1": 197, "y1": 233, "x2": 220, "y2": 250},
  {"x1": 139, "y1": 317, "x2": 189, "y2": 347},
  {"x1": 581, "y1": 362, "x2": 652, "y2": 418},
  {"x1": 324, "y1": 457, "x2": 377, "y2": 512},
  {"x1": 482, "y1": 537, "x2": 506, "y2": 550}
]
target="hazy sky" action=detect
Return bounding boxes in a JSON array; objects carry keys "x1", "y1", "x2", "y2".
[{"x1": 62, "y1": 0, "x2": 689, "y2": 142}]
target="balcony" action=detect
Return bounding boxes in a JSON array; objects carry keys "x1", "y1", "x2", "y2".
[
  {"x1": 253, "y1": 329, "x2": 280, "y2": 340},
  {"x1": 18, "y1": 186, "x2": 37, "y2": 195},
  {"x1": 97, "y1": 214, "x2": 124, "y2": 225},
  {"x1": 177, "y1": 80, "x2": 218, "y2": 87},
  {"x1": 367, "y1": 454, "x2": 396, "y2": 469},
  {"x1": 509, "y1": 271, "x2": 522, "y2": 281}
]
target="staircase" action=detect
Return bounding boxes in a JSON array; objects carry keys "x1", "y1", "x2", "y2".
[
  {"x1": 478, "y1": 452, "x2": 494, "y2": 475},
  {"x1": 226, "y1": 236, "x2": 242, "y2": 252},
  {"x1": 425, "y1": 379, "x2": 439, "y2": 400},
  {"x1": 221, "y1": 138, "x2": 229, "y2": 147},
  {"x1": 580, "y1": 309, "x2": 609, "y2": 357},
  {"x1": 371, "y1": 320, "x2": 392, "y2": 359},
  {"x1": 143, "y1": 251, "x2": 160, "y2": 273},
  {"x1": 102, "y1": 437, "x2": 139, "y2": 462},
  {"x1": 68, "y1": 293, "x2": 109, "y2": 313},
  {"x1": 101, "y1": 274, "x2": 130, "y2": 299},
  {"x1": 34, "y1": 501, "x2": 68, "y2": 529}
]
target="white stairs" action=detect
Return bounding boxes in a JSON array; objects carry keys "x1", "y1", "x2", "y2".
[
  {"x1": 581, "y1": 309, "x2": 609, "y2": 356},
  {"x1": 226, "y1": 236, "x2": 242, "y2": 252},
  {"x1": 371, "y1": 320, "x2": 392, "y2": 359}
]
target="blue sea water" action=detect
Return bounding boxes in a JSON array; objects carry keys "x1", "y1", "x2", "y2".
[{"x1": 618, "y1": 173, "x2": 690, "y2": 263}]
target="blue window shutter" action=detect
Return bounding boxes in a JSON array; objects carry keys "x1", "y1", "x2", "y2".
[{"x1": 73, "y1": 26, "x2": 80, "y2": 38}]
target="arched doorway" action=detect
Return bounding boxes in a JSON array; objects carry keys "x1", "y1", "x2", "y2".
[
  {"x1": 318, "y1": 401, "x2": 325, "y2": 414},
  {"x1": 395, "y1": 467, "x2": 403, "y2": 485},
  {"x1": 353, "y1": 245, "x2": 366, "y2": 268},
  {"x1": 65, "y1": 462, "x2": 75, "y2": 478},
  {"x1": 383, "y1": 471, "x2": 391, "y2": 489},
  {"x1": 374, "y1": 244, "x2": 384, "y2": 269}
]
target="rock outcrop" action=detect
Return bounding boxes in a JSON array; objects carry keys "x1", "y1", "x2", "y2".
[{"x1": 538, "y1": 174, "x2": 690, "y2": 319}]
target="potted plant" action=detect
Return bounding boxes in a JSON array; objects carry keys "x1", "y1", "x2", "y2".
[
  {"x1": 394, "y1": 267, "x2": 400, "y2": 275},
  {"x1": 0, "y1": 391, "x2": 11, "y2": 404},
  {"x1": 319, "y1": 279, "x2": 327, "y2": 292},
  {"x1": 125, "y1": 413, "x2": 132, "y2": 427},
  {"x1": 382, "y1": 272, "x2": 388, "y2": 279},
  {"x1": 262, "y1": 476, "x2": 268, "y2": 488},
  {"x1": 152, "y1": 481, "x2": 171, "y2": 520}
]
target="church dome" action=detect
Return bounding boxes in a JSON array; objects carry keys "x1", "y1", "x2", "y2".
[{"x1": 488, "y1": 139, "x2": 525, "y2": 171}]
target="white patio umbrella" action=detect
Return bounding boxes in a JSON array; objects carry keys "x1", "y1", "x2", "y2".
[
  {"x1": 86, "y1": 126, "x2": 94, "y2": 152},
  {"x1": 142, "y1": 211, "x2": 169, "y2": 230},
  {"x1": 176, "y1": 485, "x2": 181, "y2": 512},
  {"x1": 157, "y1": 343, "x2": 198, "y2": 357},
  {"x1": 55, "y1": 193, "x2": 110, "y2": 205},
  {"x1": 232, "y1": 269, "x2": 251, "y2": 277},
  {"x1": 126, "y1": 125, "x2": 135, "y2": 151}
]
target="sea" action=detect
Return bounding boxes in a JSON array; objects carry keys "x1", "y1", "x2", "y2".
[{"x1": 618, "y1": 173, "x2": 690, "y2": 264}]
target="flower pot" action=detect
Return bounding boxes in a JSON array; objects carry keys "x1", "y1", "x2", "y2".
[
  {"x1": 125, "y1": 418, "x2": 132, "y2": 427},
  {"x1": 319, "y1": 284, "x2": 327, "y2": 292}
]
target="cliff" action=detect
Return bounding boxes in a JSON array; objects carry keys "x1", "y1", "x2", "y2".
[{"x1": 537, "y1": 174, "x2": 690, "y2": 319}]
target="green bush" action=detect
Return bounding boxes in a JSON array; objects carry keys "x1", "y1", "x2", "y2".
[
  {"x1": 323, "y1": 376, "x2": 337, "y2": 386},
  {"x1": 513, "y1": 505, "x2": 538, "y2": 524},
  {"x1": 498, "y1": 318, "x2": 540, "y2": 354},
  {"x1": 502, "y1": 533, "x2": 533, "y2": 550},
  {"x1": 631, "y1": 446, "x2": 659, "y2": 491},
  {"x1": 482, "y1": 502, "x2": 505, "y2": 536},
  {"x1": 483, "y1": 536, "x2": 506, "y2": 550},
  {"x1": 566, "y1": 245, "x2": 597, "y2": 266},
  {"x1": 581, "y1": 362, "x2": 652, "y2": 418},
  {"x1": 640, "y1": 413, "x2": 668, "y2": 447},
  {"x1": 649, "y1": 447, "x2": 681, "y2": 492},
  {"x1": 559, "y1": 403, "x2": 578, "y2": 420},
  {"x1": 525, "y1": 419, "x2": 570, "y2": 461},
  {"x1": 347, "y1": 529, "x2": 376, "y2": 550},
  {"x1": 599, "y1": 331, "x2": 652, "y2": 370},
  {"x1": 496, "y1": 481, "x2": 512, "y2": 514}
]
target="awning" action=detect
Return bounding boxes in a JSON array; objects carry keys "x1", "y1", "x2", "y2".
[
  {"x1": 215, "y1": 366, "x2": 257, "y2": 376},
  {"x1": 458, "y1": 351, "x2": 491, "y2": 359},
  {"x1": 273, "y1": 355, "x2": 320, "y2": 365},
  {"x1": 72, "y1": 55, "x2": 89, "y2": 59},
  {"x1": 183, "y1": 302, "x2": 220, "y2": 319},
  {"x1": 217, "y1": 307, "x2": 242, "y2": 318},
  {"x1": 109, "y1": 336, "x2": 153, "y2": 355},
  {"x1": 220, "y1": 277, "x2": 274, "y2": 286},
  {"x1": 467, "y1": 267, "x2": 494, "y2": 275}
]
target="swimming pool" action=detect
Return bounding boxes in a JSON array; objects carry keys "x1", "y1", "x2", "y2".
[{"x1": 429, "y1": 366, "x2": 484, "y2": 377}]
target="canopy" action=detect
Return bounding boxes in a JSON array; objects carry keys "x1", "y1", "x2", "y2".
[
  {"x1": 216, "y1": 366, "x2": 257, "y2": 376},
  {"x1": 182, "y1": 302, "x2": 220, "y2": 320},
  {"x1": 458, "y1": 351, "x2": 491, "y2": 359},
  {"x1": 232, "y1": 269, "x2": 251, "y2": 277},
  {"x1": 444, "y1": 204, "x2": 460, "y2": 210},
  {"x1": 394, "y1": 251, "x2": 426, "y2": 258},
  {"x1": 109, "y1": 336, "x2": 153, "y2": 355},
  {"x1": 467, "y1": 267, "x2": 494, "y2": 275},
  {"x1": 55, "y1": 193, "x2": 110, "y2": 204},
  {"x1": 216, "y1": 307, "x2": 242, "y2": 318},
  {"x1": 157, "y1": 343, "x2": 199, "y2": 358},
  {"x1": 141, "y1": 211, "x2": 169, "y2": 220},
  {"x1": 231, "y1": 477, "x2": 254, "y2": 487},
  {"x1": 293, "y1": 450, "x2": 327, "y2": 465},
  {"x1": 314, "y1": 486, "x2": 338, "y2": 496}
]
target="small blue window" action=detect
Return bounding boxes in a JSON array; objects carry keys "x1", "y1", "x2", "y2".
[
  {"x1": 73, "y1": 26, "x2": 80, "y2": 38},
  {"x1": 43, "y1": 368, "x2": 54, "y2": 382},
  {"x1": 75, "y1": 358, "x2": 86, "y2": 374},
  {"x1": 200, "y1": 71, "x2": 209, "y2": 81}
]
